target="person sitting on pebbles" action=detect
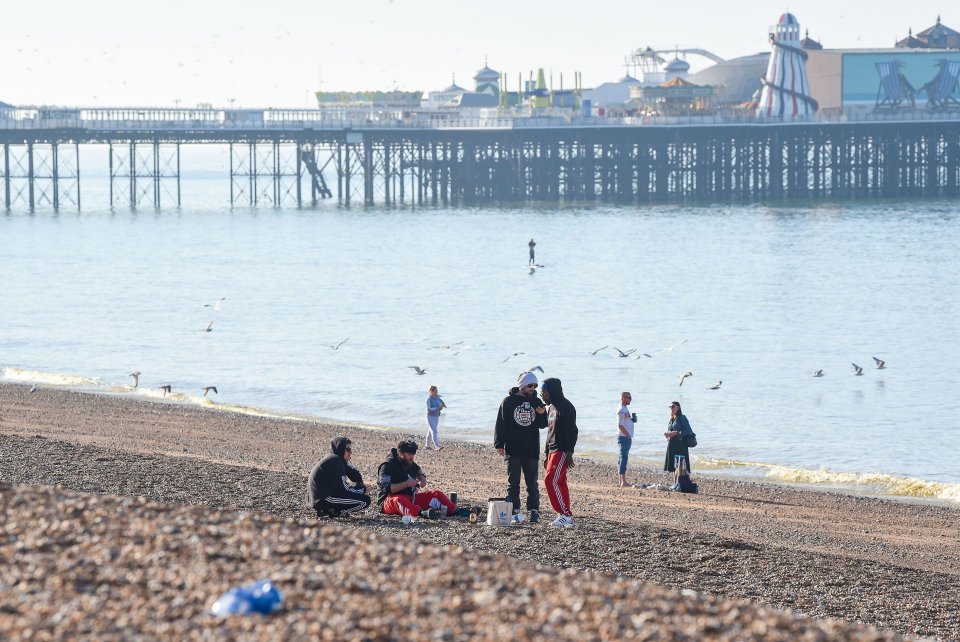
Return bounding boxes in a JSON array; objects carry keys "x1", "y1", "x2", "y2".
[
  {"x1": 376, "y1": 439, "x2": 470, "y2": 519},
  {"x1": 308, "y1": 436, "x2": 371, "y2": 518}
]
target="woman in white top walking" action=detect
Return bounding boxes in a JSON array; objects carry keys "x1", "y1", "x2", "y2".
[{"x1": 617, "y1": 392, "x2": 635, "y2": 487}]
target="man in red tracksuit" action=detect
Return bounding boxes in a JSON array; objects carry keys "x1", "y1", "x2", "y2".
[
  {"x1": 541, "y1": 377, "x2": 578, "y2": 528},
  {"x1": 376, "y1": 439, "x2": 464, "y2": 519}
]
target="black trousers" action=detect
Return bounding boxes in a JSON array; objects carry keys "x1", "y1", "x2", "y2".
[
  {"x1": 315, "y1": 490, "x2": 371, "y2": 517},
  {"x1": 506, "y1": 456, "x2": 540, "y2": 512}
]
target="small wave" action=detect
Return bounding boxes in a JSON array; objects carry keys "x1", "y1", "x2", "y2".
[
  {"x1": 697, "y1": 456, "x2": 960, "y2": 504},
  {"x1": 2, "y1": 368, "x2": 101, "y2": 387}
]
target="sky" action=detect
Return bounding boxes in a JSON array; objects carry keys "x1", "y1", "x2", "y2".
[{"x1": 3, "y1": 1, "x2": 952, "y2": 108}]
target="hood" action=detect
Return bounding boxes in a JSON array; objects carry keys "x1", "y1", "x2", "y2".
[
  {"x1": 330, "y1": 436, "x2": 351, "y2": 458},
  {"x1": 541, "y1": 377, "x2": 566, "y2": 404}
]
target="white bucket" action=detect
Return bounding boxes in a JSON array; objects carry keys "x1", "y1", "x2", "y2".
[{"x1": 486, "y1": 500, "x2": 513, "y2": 526}]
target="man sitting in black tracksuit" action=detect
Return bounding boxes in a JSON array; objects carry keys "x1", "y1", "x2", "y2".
[
  {"x1": 494, "y1": 371, "x2": 548, "y2": 523},
  {"x1": 308, "y1": 436, "x2": 371, "y2": 517}
]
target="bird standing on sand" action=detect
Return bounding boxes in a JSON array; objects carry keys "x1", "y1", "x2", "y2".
[
  {"x1": 678, "y1": 372, "x2": 693, "y2": 386},
  {"x1": 812, "y1": 369, "x2": 824, "y2": 378},
  {"x1": 851, "y1": 363, "x2": 864, "y2": 376},
  {"x1": 708, "y1": 380, "x2": 722, "y2": 390},
  {"x1": 201, "y1": 386, "x2": 218, "y2": 397},
  {"x1": 408, "y1": 366, "x2": 427, "y2": 375},
  {"x1": 129, "y1": 371, "x2": 141, "y2": 387},
  {"x1": 160, "y1": 384, "x2": 173, "y2": 396},
  {"x1": 872, "y1": 356, "x2": 886, "y2": 370}
]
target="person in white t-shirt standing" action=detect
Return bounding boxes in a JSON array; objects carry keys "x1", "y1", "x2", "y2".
[{"x1": 617, "y1": 391, "x2": 635, "y2": 487}]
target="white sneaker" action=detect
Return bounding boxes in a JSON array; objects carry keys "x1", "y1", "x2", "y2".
[{"x1": 549, "y1": 515, "x2": 574, "y2": 528}]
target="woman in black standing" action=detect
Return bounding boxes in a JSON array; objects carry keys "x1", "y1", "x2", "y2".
[{"x1": 664, "y1": 401, "x2": 694, "y2": 474}]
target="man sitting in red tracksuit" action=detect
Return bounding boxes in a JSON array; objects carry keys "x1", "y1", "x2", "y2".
[{"x1": 377, "y1": 439, "x2": 467, "y2": 519}]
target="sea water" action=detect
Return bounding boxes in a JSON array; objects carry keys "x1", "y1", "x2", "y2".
[{"x1": 2, "y1": 145, "x2": 959, "y2": 504}]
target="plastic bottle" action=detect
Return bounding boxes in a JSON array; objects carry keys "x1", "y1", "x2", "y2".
[{"x1": 210, "y1": 579, "x2": 283, "y2": 616}]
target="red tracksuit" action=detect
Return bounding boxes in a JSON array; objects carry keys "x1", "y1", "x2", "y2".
[
  {"x1": 544, "y1": 450, "x2": 573, "y2": 517},
  {"x1": 382, "y1": 489, "x2": 456, "y2": 517}
]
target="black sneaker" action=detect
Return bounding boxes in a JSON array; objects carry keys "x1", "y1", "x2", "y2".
[
  {"x1": 419, "y1": 507, "x2": 439, "y2": 520},
  {"x1": 529, "y1": 510, "x2": 541, "y2": 524}
]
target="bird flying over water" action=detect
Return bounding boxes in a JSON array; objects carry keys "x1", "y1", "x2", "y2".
[
  {"x1": 872, "y1": 356, "x2": 886, "y2": 369},
  {"x1": 160, "y1": 384, "x2": 172, "y2": 396},
  {"x1": 129, "y1": 371, "x2": 141, "y2": 387},
  {"x1": 527, "y1": 365, "x2": 544, "y2": 374},
  {"x1": 204, "y1": 297, "x2": 226, "y2": 311},
  {"x1": 589, "y1": 346, "x2": 608, "y2": 356},
  {"x1": 812, "y1": 369, "x2": 824, "y2": 378},
  {"x1": 327, "y1": 338, "x2": 349, "y2": 350},
  {"x1": 634, "y1": 353, "x2": 654, "y2": 359},
  {"x1": 202, "y1": 320, "x2": 214, "y2": 332},
  {"x1": 613, "y1": 347, "x2": 636, "y2": 358},
  {"x1": 502, "y1": 352, "x2": 525, "y2": 363},
  {"x1": 201, "y1": 386, "x2": 218, "y2": 397},
  {"x1": 708, "y1": 380, "x2": 722, "y2": 390},
  {"x1": 662, "y1": 339, "x2": 688, "y2": 352},
  {"x1": 852, "y1": 363, "x2": 864, "y2": 376},
  {"x1": 408, "y1": 366, "x2": 427, "y2": 375},
  {"x1": 679, "y1": 372, "x2": 693, "y2": 386}
]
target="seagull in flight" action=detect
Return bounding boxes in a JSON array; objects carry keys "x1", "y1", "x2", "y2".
[
  {"x1": 589, "y1": 346, "x2": 608, "y2": 356},
  {"x1": 527, "y1": 365, "x2": 544, "y2": 374},
  {"x1": 502, "y1": 352, "x2": 525, "y2": 363},
  {"x1": 201, "y1": 386, "x2": 218, "y2": 397},
  {"x1": 327, "y1": 338, "x2": 349, "y2": 350},
  {"x1": 202, "y1": 320, "x2": 214, "y2": 332},
  {"x1": 872, "y1": 356, "x2": 886, "y2": 370},
  {"x1": 613, "y1": 347, "x2": 636, "y2": 358},
  {"x1": 678, "y1": 371, "x2": 693, "y2": 386},
  {"x1": 662, "y1": 339, "x2": 688, "y2": 352},
  {"x1": 812, "y1": 369, "x2": 824, "y2": 378},
  {"x1": 204, "y1": 297, "x2": 226, "y2": 311},
  {"x1": 708, "y1": 380, "x2": 722, "y2": 390},
  {"x1": 159, "y1": 384, "x2": 172, "y2": 396},
  {"x1": 408, "y1": 366, "x2": 427, "y2": 375},
  {"x1": 851, "y1": 363, "x2": 864, "y2": 376},
  {"x1": 452, "y1": 345, "x2": 472, "y2": 356},
  {"x1": 129, "y1": 371, "x2": 141, "y2": 387}
]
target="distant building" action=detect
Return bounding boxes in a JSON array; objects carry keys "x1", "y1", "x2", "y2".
[
  {"x1": 582, "y1": 74, "x2": 642, "y2": 108},
  {"x1": 315, "y1": 91, "x2": 422, "y2": 108},
  {"x1": 0, "y1": 100, "x2": 15, "y2": 117},
  {"x1": 473, "y1": 63, "x2": 500, "y2": 97},
  {"x1": 897, "y1": 16, "x2": 960, "y2": 49},
  {"x1": 689, "y1": 53, "x2": 768, "y2": 105},
  {"x1": 422, "y1": 79, "x2": 467, "y2": 109}
]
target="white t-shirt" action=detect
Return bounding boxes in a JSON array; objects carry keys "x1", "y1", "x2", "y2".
[{"x1": 618, "y1": 404, "x2": 634, "y2": 439}]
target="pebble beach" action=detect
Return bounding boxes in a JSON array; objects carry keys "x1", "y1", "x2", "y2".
[{"x1": 2, "y1": 383, "x2": 958, "y2": 640}]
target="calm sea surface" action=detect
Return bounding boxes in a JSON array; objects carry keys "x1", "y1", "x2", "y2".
[{"x1": 3, "y1": 146, "x2": 959, "y2": 503}]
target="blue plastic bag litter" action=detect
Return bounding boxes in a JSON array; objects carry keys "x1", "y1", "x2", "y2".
[{"x1": 210, "y1": 579, "x2": 284, "y2": 616}]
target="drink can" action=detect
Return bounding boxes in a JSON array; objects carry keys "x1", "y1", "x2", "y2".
[{"x1": 450, "y1": 492, "x2": 458, "y2": 505}]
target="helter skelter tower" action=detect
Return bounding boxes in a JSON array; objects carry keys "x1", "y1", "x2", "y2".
[{"x1": 757, "y1": 13, "x2": 819, "y2": 119}]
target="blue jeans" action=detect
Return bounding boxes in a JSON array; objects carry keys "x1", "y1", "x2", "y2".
[{"x1": 617, "y1": 435, "x2": 632, "y2": 475}]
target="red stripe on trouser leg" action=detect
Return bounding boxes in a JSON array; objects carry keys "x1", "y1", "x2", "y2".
[
  {"x1": 544, "y1": 451, "x2": 572, "y2": 517},
  {"x1": 382, "y1": 494, "x2": 420, "y2": 516}
]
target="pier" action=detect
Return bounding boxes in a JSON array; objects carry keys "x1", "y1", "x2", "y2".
[{"x1": 2, "y1": 107, "x2": 960, "y2": 208}]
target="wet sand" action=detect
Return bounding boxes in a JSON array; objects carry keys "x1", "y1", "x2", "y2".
[{"x1": 2, "y1": 383, "x2": 958, "y2": 640}]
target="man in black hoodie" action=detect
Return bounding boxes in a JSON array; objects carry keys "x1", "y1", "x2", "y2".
[
  {"x1": 376, "y1": 439, "x2": 461, "y2": 519},
  {"x1": 307, "y1": 436, "x2": 371, "y2": 517},
  {"x1": 494, "y1": 371, "x2": 547, "y2": 522},
  {"x1": 541, "y1": 377, "x2": 578, "y2": 528}
]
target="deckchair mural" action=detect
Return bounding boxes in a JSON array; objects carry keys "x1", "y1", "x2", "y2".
[
  {"x1": 874, "y1": 61, "x2": 916, "y2": 110},
  {"x1": 922, "y1": 59, "x2": 960, "y2": 109}
]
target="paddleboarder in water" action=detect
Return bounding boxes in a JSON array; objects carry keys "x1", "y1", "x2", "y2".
[{"x1": 529, "y1": 238, "x2": 536, "y2": 265}]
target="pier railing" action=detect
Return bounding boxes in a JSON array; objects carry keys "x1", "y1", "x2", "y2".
[{"x1": 3, "y1": 105, "x2": 960, "y2": 133}]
